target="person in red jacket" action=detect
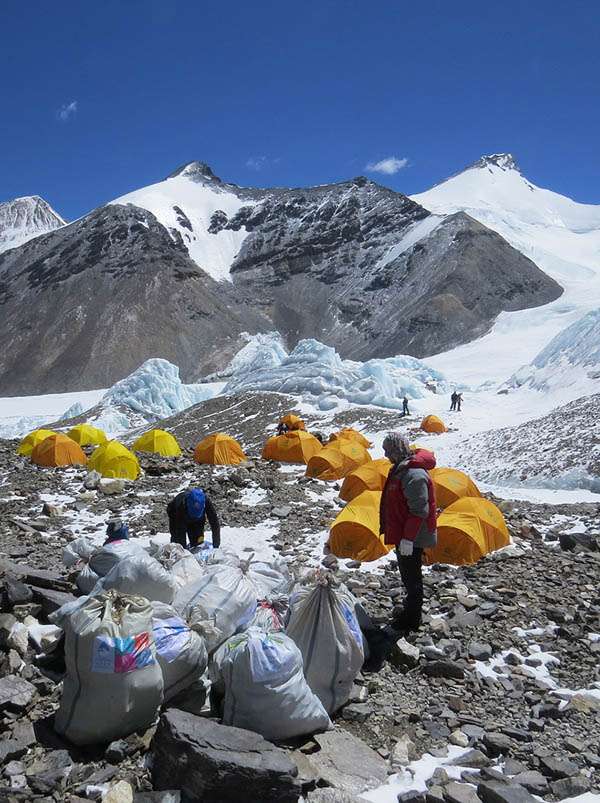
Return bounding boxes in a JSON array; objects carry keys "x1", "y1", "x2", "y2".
[{"x1": 380, "y1": 432, "x2": 437, "y2": 632}]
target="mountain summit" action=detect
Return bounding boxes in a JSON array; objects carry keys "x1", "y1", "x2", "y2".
[
  {"x1": 470, "y1": 153, "x2": 519, "y2": 172},
  {"x1": 0, "y1": 195, "x2": 65, "y2": 255}
]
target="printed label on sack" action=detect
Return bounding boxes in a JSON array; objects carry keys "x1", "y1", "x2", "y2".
[
  {"x1": 341, "y1": 604, "x2": 363, "y2": 648},
  {"x1": 153, "y1": 617, "x2": 189, "y2": 663},
  {"x1": 91, "y1": 632, "x2": 154, "y2": 673}
]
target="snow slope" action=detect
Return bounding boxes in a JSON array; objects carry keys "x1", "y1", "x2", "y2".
[
  {"x1": 223, "y1": 337, "x2": 446, "y2": 410},
  {"x1": 0, "y1": 359, "x2": 223, "y2": 439},
  {"x1": 414, "y1": 154, "x2": 600, "y2": 386},
  {"x1": 509, "y1": 308, "x2": 600, "y2": 396},
  {"x1": 0, "y1": 389, "x2": 105, "y2": 439},
  {"x1": 111, "y1": 162, "x2": 252, "y2": 282},
  {"x1": 0, "y1": 195, "x2": 65, "y2": 254}
]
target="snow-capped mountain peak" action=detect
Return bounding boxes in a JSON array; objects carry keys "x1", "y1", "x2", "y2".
[
  {"x1": 414, "y1": 154, "x2": 600, "y2": 385},
  {"x1": 0, "y1": 195, "x2": 65, "y2": 254},
  {"x1": 469, "y1": 153, "x2": 520, "y2": 172},
  {"x1": 166, "y1": 161, "x2": 222, "y2": 183}
]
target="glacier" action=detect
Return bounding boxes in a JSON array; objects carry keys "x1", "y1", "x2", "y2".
[
  {"x1": 214, "y1": 332, "x2": 288, "y2": 378},
  {"x1": 223, "y1": 337, "x2": 446, "y2": 410},
  {"x1": 509, "y1": 308, "x2": 600, "y2": 394},
  {"x1": 100, "y1": 358, "x2": 221, "y2": 421}
]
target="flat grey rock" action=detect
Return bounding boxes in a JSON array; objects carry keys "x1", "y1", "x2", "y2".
[{"x1": 311, "y1": 730, "x2": 388, "y2": 793}]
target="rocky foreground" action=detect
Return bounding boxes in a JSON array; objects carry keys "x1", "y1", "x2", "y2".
[{"x1": 0, "y1": 434, "x2": 599, "y2": 803}]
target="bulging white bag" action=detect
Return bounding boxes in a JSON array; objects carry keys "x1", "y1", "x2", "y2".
[
  {"x1": 151, "y1": 602, "x2": 208, "y2": 701},
  {"x1": 211, "y1": 627, "x2": 331, "y2": 741},
  {"x1": 153, "y1": 543, "x2": 205, "y2": 591},
  {"x1": 173, "y1": 563, "x2": 257, "y2": 653},
  {"x1": 94, "y1": 552, "x2": 176, "y2": 604},
  {"x1": 63, "y1": 537, "x2": 101, "y2": 594},
  {"x1": 249, "y1": 597, "x2": 289, "y2": 633},
  {"x1": 286, "y1": 570, "x2": 364, "y2": 714},
  {"x1": 89, "y1": 539, "x2": 148, "y2": 578},
  {"x1": 63, "y1": 537, "x2": 96, "y2": 568},
  {"x1": 55, "y1": 591, "x2": 163, "y2": 745},
  {"x1": 247, "y1": 557, "x2": 293, "y2": 598}
]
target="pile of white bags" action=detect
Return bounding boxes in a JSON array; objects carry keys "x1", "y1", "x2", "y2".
[
  {"x1": 93, "y1": 551, "x2": 176, "y2": 604},
  {"x1": 286, "y1": 570, "x2": 364, "y2": 714},
  {"x1": 211, "y1": 627, "x2": 331, "y2": 741},
  {"x1": 152, "y1": 543, "x2": 205, "y2": 590},
  {"x1": 151, "y1": 602, "x2": 208, "y2": 701},
  {"x1": 55, "y1": 591, "x2": 163, "y2": 745},
  {"x1": 173, "y1": 563, "x2": 257, "y2": 653}
]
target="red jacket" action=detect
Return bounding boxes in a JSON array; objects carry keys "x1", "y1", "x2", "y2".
[{"x1": 380, "y1": 449, "x2": 437, "y2": 547}]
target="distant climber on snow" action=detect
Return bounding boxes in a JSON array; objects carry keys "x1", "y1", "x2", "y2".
[
  {"x1": 167, "y1": 487, "x2": 221, "y2": 550},
  {"x1": 402, "y1": 396, "x2": 410, "y2": 417},
  {"x1": 450, "y1": 391, "x2": 457, "y2": 411},
  {"x1": 456, "y1": 392, "x2": 463, "y2": 412},
  {"x1": 380, "y1": 433, "x2": 437, "y2": 634}
]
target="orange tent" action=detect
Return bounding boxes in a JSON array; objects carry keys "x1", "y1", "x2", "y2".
[
  {"x1": 424, "y1": 497, "x2": 510, "y2": 566},
  {"x1": 194, "y1": 433, "x2": 247, "y2": 465},
  {"x1": 279, "y1": 414, "x2": 305, "y2": 431},
  {"x1": 262, "y1": 430, "x2": 322, "y2": 464},
  {"x1": 329, "y1": 427, "x2": 372, "y2": 449},
  {"x1": 421, "y1": 415, "x2": 447, "y2": 434},
  {"x1": 339, "y1": 458, "x2": 391, "y2": 502},
  {"x1": 429, "y1": 467, "x2": 481, "y2": 509},
  {"x1": 329, "y1": 490, "x2": 391, "y2": 562},
  {"x1": 306, "y1": 439, "x2": 371, "y2": 481},
  {"x1": 31, "y1": 433, "x2": 87, "y2": 468}
]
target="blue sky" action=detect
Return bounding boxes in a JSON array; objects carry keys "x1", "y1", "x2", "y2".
[{"x1": 2, "y1": 0, "x2": 599, "y2": 219}]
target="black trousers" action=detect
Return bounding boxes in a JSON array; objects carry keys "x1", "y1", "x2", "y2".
[
  {"x1": 168, "y1": 516, "x2": 204, "y2": 550},
  {"x1": 396, "y1": 547, "x2": 423, "y2": 626}
]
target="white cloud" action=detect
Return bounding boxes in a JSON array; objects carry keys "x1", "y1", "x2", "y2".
[
  {"x1": 245, "y1": 155, "x2": 281, "y2": 171},
  {"x1": 57, "y1": 100, "x2": 78, "y2": 122},
  {"x1": 365, "y1": 156, "x2": 409, "y2": 175},
  {"x1": 246, "y1": 156, "x2": 268, "y2": 171}
]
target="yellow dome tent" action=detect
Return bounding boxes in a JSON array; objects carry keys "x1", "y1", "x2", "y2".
[
  {"x1": 306, "y1": 439, "x2": 371, "y2": 481},
  {"x1": 329, "y1": 427, "x2": 372, "y2": 449},
  {"x1": 89, "y1": 441, "x2": 140, "y2": 480},
  {"x1": 329, "y1": 490, "x2": 391, "y2": 562},
  {"x1": 194, "y1": 433, "x2": 246, "y2": 465},
  {"x1": 279, "y1": 414, "x2": 306, "y2": 431},
  {"x1": 31, "y1": 433, "x2": 87, "y2": 468},
  {"x1": 262, "y1": 430, "x2": 322, "y2": 464},
  {"x1": 133, "y1": 429, "x2": 182, "y2": 457},
  {"x1": 17, "y1": 429, "x2": 57, "y2": 457},
  {"x1": 339, "y1": 458, "x2": 392, "y2": 502},
  {"x1": 429, "y1": 467, "x2": 481, "y2": 509},
  {"x1": 424, "y1": 496, "x2": 510, "y2": 566},
  {"x1": 420, "y1": 415, "x2": 447, "y2": 434},
  {"x1": 66, "y1": 424, "x2": 108, "y2": 447}
]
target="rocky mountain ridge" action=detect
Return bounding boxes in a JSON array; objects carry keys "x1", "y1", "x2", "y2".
[{"x1": 0, "y1": 161, "x2": 562, "y2": 394}]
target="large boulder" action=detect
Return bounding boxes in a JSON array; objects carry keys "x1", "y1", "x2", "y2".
[{"x1": 150, "y1": 710, "x2": 301, "y2": 803}]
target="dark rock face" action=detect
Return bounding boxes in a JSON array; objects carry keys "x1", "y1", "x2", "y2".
[
  {"x1": 0, "y1": 204, "x2": 271, "y2": 394},
  {"x1": 230, "y1": 192, "x2": 561, "y2": 362},
  {"x1": 0, "y1": 168, "x2": 562, "y2": 394},
  {"x1": 150, "y1": 710, "x2": 301, "y2": 803}
]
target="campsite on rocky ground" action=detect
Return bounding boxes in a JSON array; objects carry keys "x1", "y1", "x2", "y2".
[
  {"x1": 2, "y1": 7, "x2": 600, "y2": 797},
  {"x1": 0, "y1": 374, "x2": 599, "y2": 802}
]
